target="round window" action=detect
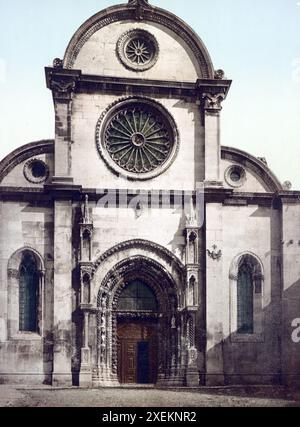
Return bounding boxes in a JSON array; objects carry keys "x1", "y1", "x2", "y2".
[
  {"x1": 96, "y1": 98, "x2": 179, "y2": 180},
  {"x1": 225, "y1": 165, "x2": 246, "y2": 188},
  {"x1": 24, "y1": 159, "x2": 49, "y2": 184},
  {"x1": 117, "y1": 29, "x2": 159, "y2": 72}
]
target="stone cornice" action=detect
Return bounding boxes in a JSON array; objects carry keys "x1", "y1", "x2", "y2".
[
  {"x1": 2, "y1": 185, "x2": 300, "y2": 205},
  {"x1": 45, "y1": 67, "x2": 231, "y2": 101},
  {"x1": 45, "y1": 68, "x2": 81, "y2": 101}
]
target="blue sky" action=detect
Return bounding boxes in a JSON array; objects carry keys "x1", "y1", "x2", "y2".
[{"x1": 1, "y1": 0, "x2": 300, "y2": 188}]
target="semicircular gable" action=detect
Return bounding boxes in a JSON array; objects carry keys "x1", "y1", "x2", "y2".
[
  {"x1": 63, "y1": 2, "x2": 214, "y2": 79},
  {"x1": 221, "y1": 146, "x2": 283, "y2": 192},
  {"x1": 0, "y1": 140, "x2": 54, "y2": 184}
]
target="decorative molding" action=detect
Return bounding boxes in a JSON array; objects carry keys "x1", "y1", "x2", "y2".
[
  {"x1": 80, "y1": 263, "x2": 95, "y2": 280},
  {"x1": 117, "y1": 312, "x2": 159, "y2": 320},
  {"x1": 221, "y1": 146, "x2": 283, "y2": 192},
  {"x1": 63, "y1": 6, "x2": 214, "y2": 79},
  {"x1": 95, "y1": 96, "x2": 180, "y2": 181},
  {"x1": 224, "y1": 164, "x2": 246, "y2": 189},
  {"x1": 96, "y1": 254, "x2": 180, "y2": 380},
  {"x1": 207, "y1": 245, "x2": 222, "y2": 261},
  {"x1": 116, "y1": 29, "x2": 159, "y2": 72},
  {"x1": 93, "y1": 238, "x2": 185, "y2": 272},
  {"x1": 0, "y1": 140, "x2": 53, "y2": 184},
  {"x1": 7, "y1": 246, "x2": 45, "y2": 272},
  {"x1": 229, "y1": 252, "x2": 264, "y2": 280}
]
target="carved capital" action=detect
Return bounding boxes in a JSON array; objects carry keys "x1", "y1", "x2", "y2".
[
  {"x1": 7, "y1": 268, "x2": 19, "y2": 280},
  {"x1": 203, "y1": 92, "x2": 226, "y2": 112},
  {"x1": 50, "y1": 76, "x2": 77, "y2": 99}
]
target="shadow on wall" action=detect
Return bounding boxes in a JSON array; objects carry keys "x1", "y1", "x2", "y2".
[{"x1": 206, "y1": 277, "x2": 300, "y2": 387}]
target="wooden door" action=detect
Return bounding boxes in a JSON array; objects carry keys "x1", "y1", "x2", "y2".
[{"x1": 117, "y1": 322, "x2": 157, "y2": 384}]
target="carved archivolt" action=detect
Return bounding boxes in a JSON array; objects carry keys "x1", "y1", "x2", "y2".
[
  {"x1": 63, "y1": 5, "x2": 214, "y2": 79},
  {"x1": 93, "y1": 238, "x2": 184, "y2": 272},
  {"x1": 98, "y1": 255, "x2": 178, "y2": 312}
]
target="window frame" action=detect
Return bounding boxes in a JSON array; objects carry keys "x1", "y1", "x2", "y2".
[{"x1": 229, "y1": 253, "x2": 264, "y2": 343}]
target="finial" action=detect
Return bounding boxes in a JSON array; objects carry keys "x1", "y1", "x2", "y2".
[
  {"x1": 128, "y1": 0, "x2": 150, "y2": 6},
  {"x1": 187, "y1": 196, "x2": 197, "y2": 227},
  {"x1": 82, "y1": 194, "x2": 90, "y2": 224}
]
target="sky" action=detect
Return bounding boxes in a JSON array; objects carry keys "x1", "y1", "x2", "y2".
[{"x1": 0, "y1": 0, "x2": 300, "y2": 188}]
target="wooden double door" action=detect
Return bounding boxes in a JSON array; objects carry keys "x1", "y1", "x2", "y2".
[{"x1": 117, "y1": 321, "x2": 158, "y2": 384}]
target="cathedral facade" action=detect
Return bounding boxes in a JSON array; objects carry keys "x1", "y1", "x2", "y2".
[{"x1": 0, "y1": 0, "x2": 300, "y2": 388}]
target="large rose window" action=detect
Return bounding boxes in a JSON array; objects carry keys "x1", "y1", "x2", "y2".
[{"x1": 96, "y1": 99, "x2": 179, "y2": 180}]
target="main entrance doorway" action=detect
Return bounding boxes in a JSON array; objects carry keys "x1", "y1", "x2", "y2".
[
  {"x1": 117, "y1": 322, "x2": 158, "y2": 384},
  {"x1": 116, "y1": 279, "x2": 159, "y2": 384}
]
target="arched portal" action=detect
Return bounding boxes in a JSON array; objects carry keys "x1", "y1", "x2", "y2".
[
  {"x1": 117, "y1": 280, "x2": 158, "y2": 384},
  {"x1": 96, "y1": 256, "x2": 183, "y2": 386}
]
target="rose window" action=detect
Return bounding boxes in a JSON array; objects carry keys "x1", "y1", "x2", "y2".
[
  {"x1": 97, "y1": 99, "x2": 179, "y2": 180},
  {"x1": 117, "y1": 29, "x2": 159, "y2": 72}
]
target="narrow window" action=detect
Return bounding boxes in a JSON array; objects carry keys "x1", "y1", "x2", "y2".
[
  {"x1": 237, "y1": 262, "x2": 254, "y2": 334},
  {"x1": 19, "y1": 252, "x2": 39, "y2": 332}
]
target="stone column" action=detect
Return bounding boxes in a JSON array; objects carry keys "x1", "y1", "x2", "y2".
[
  {"x1": 205, "y1": 202, "x2": 225, "y2": 386},
  {"x1": 79, "y1": 311, "x2": 92, "y2": 387},
  {"x1": 52, "y1": 199, "x2": 73, "y2": 386},
  {"x1": 202, "y1": 91, "x2": 226, "y2": 187},
  {"x1": 46, "y1": 64, "x2": 81, "y2": 185}
]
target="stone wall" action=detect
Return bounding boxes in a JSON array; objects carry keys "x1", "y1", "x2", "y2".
[
  {"x1": 71, "y1": 93, "x2": 204, "y2": 191},
  {"x1": 0, "y1": 200, "x2": 54, "y2": 384}
]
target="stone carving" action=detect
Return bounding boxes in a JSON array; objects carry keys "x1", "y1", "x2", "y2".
[
  {"x1": 96, "y1": 97, "x2": 179, "y2": 180},
  {"x1": 282, "y1": 181, "x2": 292, "y2": 190},
  {"x1": 96, "y1": 255, "x2": 183, "y2": 385},
  {"x1": 53, "y1": 58, "x2": 63, "y2": 69},
  {"x1": 7, "y1": 268, "x2": 19, "y2": 280},
  {"x1": 207, "y1": 245, "x2": 222, "y2": 261},
  {"x1": 188, "y1": 347, "x2": 198, "y2": 365},
  {"x1": 117, "y1": 29, "x2": 159, "y2": 71},
  {"x1": 214, "y1": 69, "x2": 225, "y2": 79},
  {"x1": 81, "y1": 194, "x2": 91, "y2": 224},
  {"x1": 203, "y1": 92, "x2": 226, "y2": 111},
  {"x1": 128, "y1": 0, "x2": 150, "y2": 6},
  {"x1": 51, "y1": 78, "x2": 76, "y2": 94},
  {"x1": 93, "y1": 238, "x2": 184, "y2": 272}
]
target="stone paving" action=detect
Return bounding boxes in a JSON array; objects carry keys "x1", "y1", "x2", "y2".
[{"x1": 0, "y1": 385, "x2": 300, "y2": 407}]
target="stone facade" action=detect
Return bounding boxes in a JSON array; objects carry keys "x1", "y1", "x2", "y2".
[{"x1": 0, "y1": 0, "x2": 299, "y2": 387}]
